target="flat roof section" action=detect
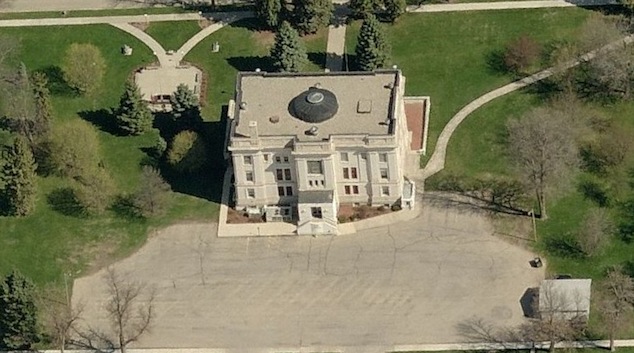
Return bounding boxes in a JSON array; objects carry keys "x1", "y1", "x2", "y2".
[{"x1": 234, "y1": 71, "x2": 399, "y2": 139}]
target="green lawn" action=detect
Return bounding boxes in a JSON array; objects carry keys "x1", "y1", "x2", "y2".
[
  {"x1": 0, "y1": 7, "x2": 192, "y2": 20},
  {"x1": 145, "y1": 20, "x2": 202, "y2": 51},
  {"x1": 0, "y1": 24, "x2": 218, "y2": 285},
  {"x1": 184, "y1": 20, "x2": 328, "y2": 120},
  {"x1": 346, "y1": 8, "x2": 589, "y2": 166}
]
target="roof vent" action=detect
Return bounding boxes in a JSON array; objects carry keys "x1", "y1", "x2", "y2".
[
  {"x1": 269, "y1": 115, "x2": 280, "y2": 124},
  {"x1": 239, "y1": 101, "x2": 247, "y2": 110},
  {"x1": 357, "y1": 100, "x2": 372, "y2": 114},
  {"x1": 306, "y1": 126, "x2": 319, "y2": 136},
  {"x1": 306, "y1": 91, "x2": 325, "y2": 104}
]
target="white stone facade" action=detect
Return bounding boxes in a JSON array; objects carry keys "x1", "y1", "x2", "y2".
[{"x1": 226, "y1": 70, "x2": 427, "y2": 235}]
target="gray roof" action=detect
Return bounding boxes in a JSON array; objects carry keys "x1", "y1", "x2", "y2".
[
  {"x1": 539, "y1": 279, "x2": 592, "y2": 319},
  {"x1": 298, "y1": 190, "x2": 334, "y2": 204},
  {"x1": 233, "y1": 71, "x2": 400, "y2": 140}
]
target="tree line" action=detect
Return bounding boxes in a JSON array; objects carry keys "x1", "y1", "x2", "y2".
[
  {"x1": 259, "y1": 0, "x2": 397, "y2": 72},
  {"x1": 0, "y1": 38, "x2": 211, "y2": 219}
]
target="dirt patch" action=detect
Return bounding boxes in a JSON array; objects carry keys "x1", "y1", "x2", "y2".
[
  {"x1": 130, "y1": 22, "x2": 149, "y2": 31},
  {"x1": 198, "y1": 19, "x2": 213, "y2": 29},
  {"x1": 71, "y1": 237, "x2": 120, "y2": 277},
  {"x1": 252, "y1": 30, "x2": 275, "y2": 49},
  {"x1": 227, "y1": 207, "x2": 264, "y2": 223},
  {"x1": 338, "y1": 203, "x2": 391, "y2": 223}
]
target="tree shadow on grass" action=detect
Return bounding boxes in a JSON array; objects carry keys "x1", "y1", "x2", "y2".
[
  {"x1": 36, "y1": 66, "x2": 76, "y2": 97},
  {"x1": 486, "y1": 49, "x2": 509, "y2": 76},
  {"x1": 110, "y1": 194, "x2": 142, "y2": 220},
  {"x1": 78, "y1": 108, "x2": 120, "y2": 136},
  {"x1": 543, "y1": 235, "x2": 584, "y2": 259},
  {"x1": 47, "y1": 187, "x2": 85, "y2": 217},
  {"x1": 308, "y1": 52, "x2": 327, "y2": 70},
  {"x1": 226, "y1": 56, "x2": 274, "y2": 72}
]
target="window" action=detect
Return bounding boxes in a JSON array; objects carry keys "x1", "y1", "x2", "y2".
[
  {"x1": 278, "y1": 186, "x2": 294, "y2": 196},
  {"x1": 340, "y1": 152, "x2": 349, "y2": 162},
  {"x1": 282, "y1": 208, "x2": 290, "y2": 216},
  {"x1": 283, "y1": 156, "x2": 289, "y2": 163},
  {"x1": 263, "y1": 154, "x2": 269, "y2": 162},
  {"x1": 379, "y1": 153, "x2": 388, "y2": 163},
  {"x1": 343, "y1": 167, "x2": 358, "y2": 179},
  {"x1": 380, "y1": 168, "x2": 389, "y2": 180},
  {"x1": 276, "y1": 168, "x2": 291, "y2": 181},
  {"x1": 352, "y1": 185, "x2": 359, "y2": 194},
  {"x1": 247, "y1": 188, "x2": 255, "y2": 198},
  {"x1": 307, "y1": 160, "x2": 323, "y2": 174},
  {"x1": 344, "y1": 185, "x2": 351, "y2": 194},
  {"x1": 243, "y1": 155, "x2": 252, "y2": 165},
  {"x1": 311, "y1": 207, "x2": 323, "y2": 219},
  {"x1": 275, "y1": 156, "x2": 282, "y2": 163},
  {"x1": 245, "y1": 171, "x2": 254, "y2": 182},
  {"x1": 381, "y1": 186, "x2": 390, "y2": 196},
  {"x1": 360, "y1": 153, "x2": 367, "y2": 160}
]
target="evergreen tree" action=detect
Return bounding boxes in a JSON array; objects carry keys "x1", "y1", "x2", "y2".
[
  {"x1": 255, "y1": 0, "x2": 282, "y2": 29},
  {"x1": 270, "y1": 21, "x2": 308, "y2": 72},
  {"x1": 292, "y1": 0, "x2": 333, "y2": 35},
  {"x1": 0, "y1": 136, "x2": 37, "y2": 216},
  {"x1": 0, "y1": 270, "x2": 39, "y2": 350},
  {"x1": 384, "y1": 0, "x2": 406, "y2": 22},
  {"x1": 355, "y1": 14, "x2": 391, "y2": 71},
  {"x1": 349, "y1": 0, "x2": 379, "y2": 19},
  {"x1": 115, "y1": 80, "x2": 153, "y2": 136},
  {"x1": 170, "y1": 84, "x2": 203, "y2": 131},
  {"x1": 30, "y1": 72, "x2": 52, "y2": 141}
]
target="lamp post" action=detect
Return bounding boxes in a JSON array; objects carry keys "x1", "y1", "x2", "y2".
[{"x1": 144, "y1": 13, "x2": 148, "y2": 25}]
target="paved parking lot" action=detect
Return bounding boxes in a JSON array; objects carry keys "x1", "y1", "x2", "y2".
[{"x1": 73, "y1": 195, "x2": 544, "y2": 353}]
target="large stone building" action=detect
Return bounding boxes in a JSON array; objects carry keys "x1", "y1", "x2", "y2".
[{"x1": 226, "y1": 70, "x2": 429, "y2": 235}]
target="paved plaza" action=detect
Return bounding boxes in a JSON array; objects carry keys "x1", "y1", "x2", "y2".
[{"x1": 72, "y1": 194, "x2": 544, "y2": 353}]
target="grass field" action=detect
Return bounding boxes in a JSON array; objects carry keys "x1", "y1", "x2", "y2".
[
  {"x1": 0, "y1": 19, "x2": 327, "y2": 286},
  {"x1": 346, "y1": 8, "x2": 590, "y2": 165},
  {"x1": 185, "y1": 20, "x2": 328, "y2": 119},
  {"x1": 0, "y1": 24, "x2": 218, "y2": 285},
  {"x1": 145, "y1": 20, "x2": 203, "y2": 51}
]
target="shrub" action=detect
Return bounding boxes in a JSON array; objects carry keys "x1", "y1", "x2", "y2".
[
  {"x1": 72, "y1": 167, "x2": 116, "y2": 215},
  {"x1": 48, "y1": 120, "x2": 101, "y2": 179},
  {"x1": 576, "y1": 208, "x2": 615, "y2": 257},
  {"x1": 503, "y1": 35, "x2": 541, "y2": 74},
  {"x1": 61, "y1": 43, "x2": 106, "y2": 95},
  {"x1": 166, "y1": 130, "x2": 208, "y2": 173},
  {"x1": 132, "y1": 166, "x2": 171, "y2": 218}
]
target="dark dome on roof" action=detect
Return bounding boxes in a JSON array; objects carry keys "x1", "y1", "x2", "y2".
[{"x1": 290, "y1": 88, "x2": 338, "y2": 123}]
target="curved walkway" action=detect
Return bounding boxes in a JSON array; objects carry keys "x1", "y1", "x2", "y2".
[
  {"x1": 420, "y1": 34, "x2": 634, "y2": 180},
  {"x1": 110, "y1": 22, "x2": 172, "y2": 66},
  {"x1": 176, "y1": 11, "x2": 252, "y2": 60}
]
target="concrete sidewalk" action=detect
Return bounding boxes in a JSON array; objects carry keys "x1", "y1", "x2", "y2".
[{"x1": 0, "y1": 0, "x2": 145, "y2": 12}]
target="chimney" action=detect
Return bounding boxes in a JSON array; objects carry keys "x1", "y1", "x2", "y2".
[{"x1": 248, "y1": 121, "x2": 258, "y2": 139}]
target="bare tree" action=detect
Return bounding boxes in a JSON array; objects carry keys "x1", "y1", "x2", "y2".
[
  {"x1": 527, "y1": 282, "x2": 586, "y2": 352},
  {"x1": 104, "y1": 267, "x2": 155, "y2": 353},
  {"x1": 507, "y1": 107, "x2": 579, "y2": 219},
  {"x1": 597, "y1": 268, "x2": 634, "y2": 351},
  {"x1": 2, "y1": 62, "x2": 37, "y2": 147},
  {"x1": 458, "y1": 282, "x2": 587, "y2": 352},
  {"x1": 42, "y1": 292, "x2": 84, "y2": 353},
  {"x1": 577, "y1": 208, "x2": 615, "y2": 257}
]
